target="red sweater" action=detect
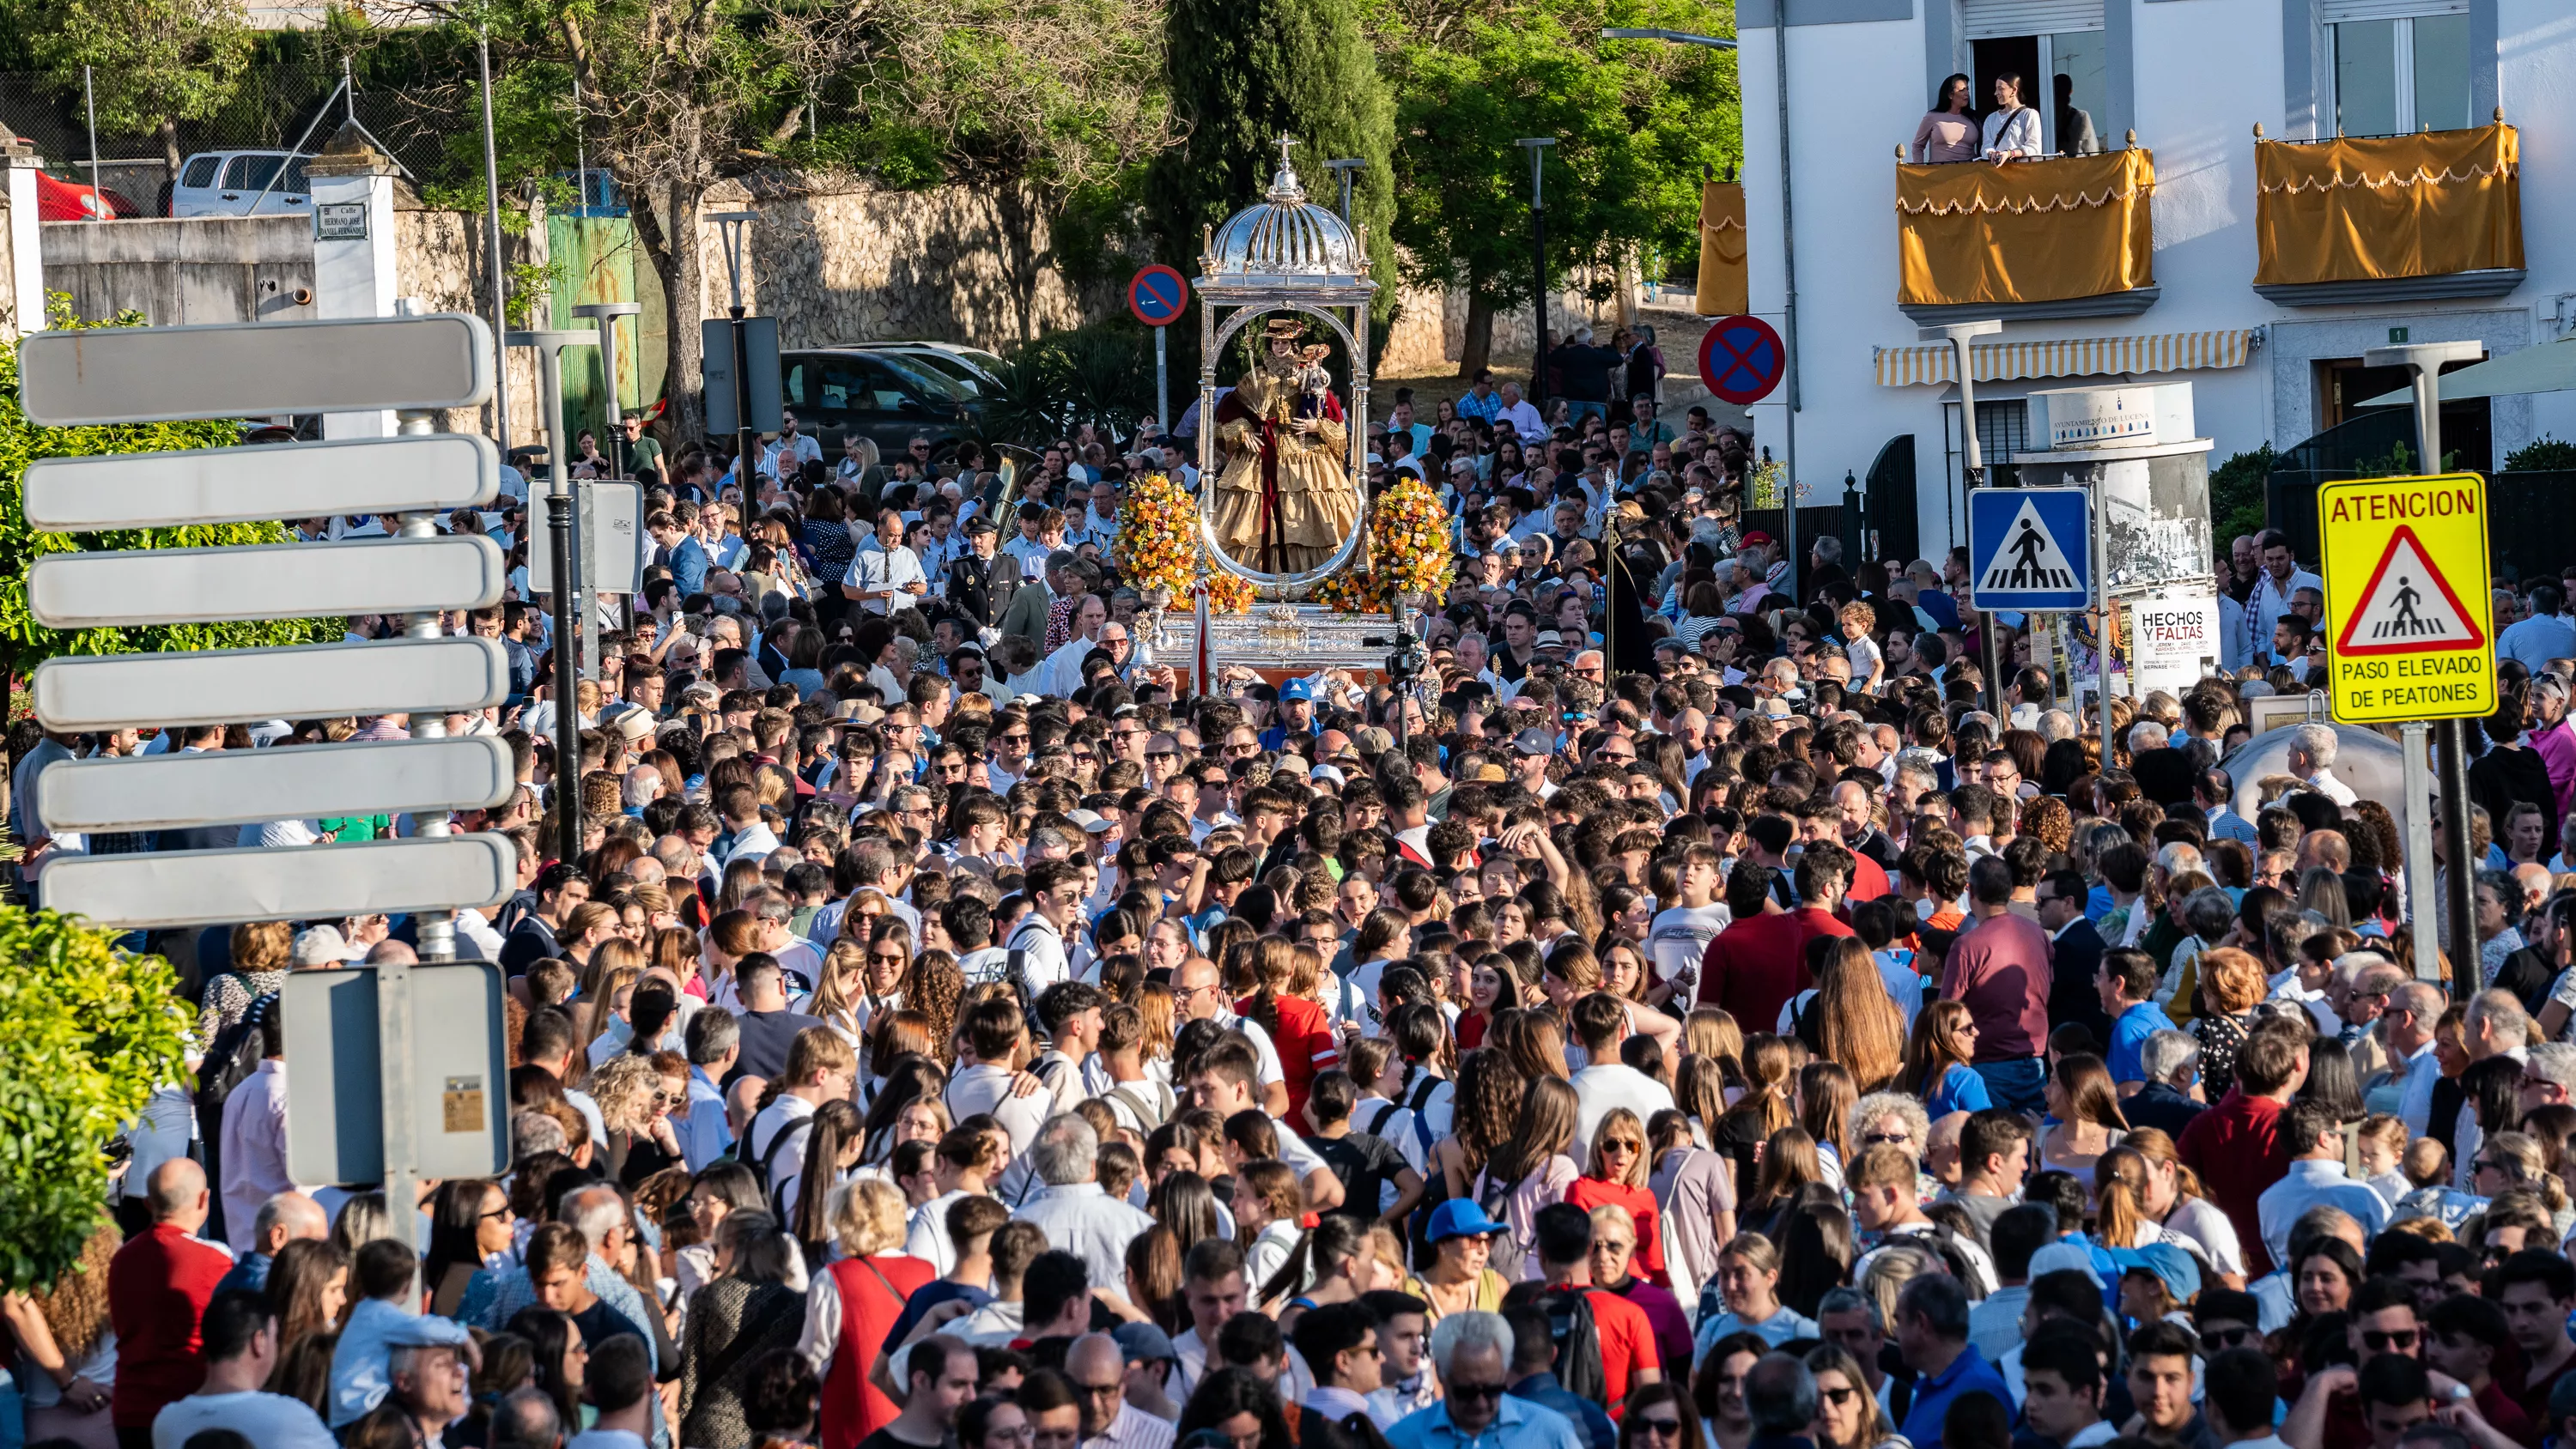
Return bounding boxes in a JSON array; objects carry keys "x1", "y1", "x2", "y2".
[
  {"x1": 1244, "y1": 992, "x2": 1340, "y2": 1123},
  {"x1": 2177, "y1": 1087, "x2": 2291, "y2": 1277},
  {"x1": 1697, "y1": 907, "x2": 1853, "y2": 1032},
  {"x1": 108, "y1": 1222, "x2": 233, "y2": 1428}
]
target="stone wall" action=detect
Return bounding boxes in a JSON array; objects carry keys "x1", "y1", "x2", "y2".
[
  {"x1": 42, "y1": 216, "x2": 317, "y2": 329},
  {"x1": 696, "y1": 170, "x2": 1119, "y2": 350},
  {"x1": 1379, "y1": 269, "x2": 1648, "y2": 377}
]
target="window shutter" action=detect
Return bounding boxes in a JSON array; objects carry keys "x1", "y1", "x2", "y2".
[
  {"x1": 2321, "y1": 0, "x2": 2466, "y2": 20},
  {"x1": 1960, "y1": 0, "x2": 2105, "y2": 39}
]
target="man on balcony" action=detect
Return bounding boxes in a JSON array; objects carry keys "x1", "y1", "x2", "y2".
[{"x1": 2241, "y1": 529, "x2": 2324, "y2": 670}]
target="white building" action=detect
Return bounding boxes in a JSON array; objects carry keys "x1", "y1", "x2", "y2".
[{"x1": 1737, "y1": 0, "x2": 2576, "y2": 560}]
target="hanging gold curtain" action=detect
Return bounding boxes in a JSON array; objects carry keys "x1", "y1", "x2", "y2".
[
  {"x1": 1696, "y1": 181, "x2": 1747, "y2": 316},
  {"x1": 1894, "y1": 149, "x2": 2155, "y2": 306},
  {"x1": 2254, "y1": 124, "x2": 2521, "y2": 287}
]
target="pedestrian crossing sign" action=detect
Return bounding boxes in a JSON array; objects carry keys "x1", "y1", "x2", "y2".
[
  {"x1": 2318, "y1": 472, "x2": 2494, "y2": 724},
  {"x1": 1966, "y1": 487, "x2": 2090, "y2": 612}
]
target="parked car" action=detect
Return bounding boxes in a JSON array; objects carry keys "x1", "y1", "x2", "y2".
[
  {"x1": 778, "y1": 347, "x2": 990, "y2": 460},
  {"x1": 168, "y1": 150, "x2": 313, "y2": 218},
  {"x1": 33, "y1": 169, "x2": 138, "y2": 221},
  {"x1": 866, "y1": 341, "x2": 1005, "y2": 392}
]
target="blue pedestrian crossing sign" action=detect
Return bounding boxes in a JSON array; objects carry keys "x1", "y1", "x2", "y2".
[{"x1": 1967, "y1": 487, "x2": 2091, "y2": 611}]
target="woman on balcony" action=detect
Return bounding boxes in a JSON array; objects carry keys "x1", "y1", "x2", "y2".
[
  {"x1": 1912, "y1": 73, "x2": 1979, "y2": 163},
  {"x1": 1982, "y1": 72, "x2": 2043, "y2": 163}
]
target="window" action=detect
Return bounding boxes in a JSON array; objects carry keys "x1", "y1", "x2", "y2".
[
  {"x1": 1965, "y1": 0, "x2": 2108, "y2": 155},
  {"x1": 2330, "y1": 9, "x2": 2470, "y2": 136},
  {"x1": 180, "y1": 156, "x2": 221, "y2": 189}
]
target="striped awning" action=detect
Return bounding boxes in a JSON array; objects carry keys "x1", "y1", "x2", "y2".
[{"x1": 1874, "y1": 328, "x2": 2258, "y2": 385}]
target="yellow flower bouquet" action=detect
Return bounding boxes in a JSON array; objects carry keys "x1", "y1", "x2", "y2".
[{"x1": 1112, "y1": 473, "x2": 1252, "y2": 615}]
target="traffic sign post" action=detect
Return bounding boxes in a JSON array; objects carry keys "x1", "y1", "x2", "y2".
[
  {"x1": 1967, "y1": 488, "x2": 2092, "y2": 612},
  {"x1": 17, "y1": 311, "x2": 512, "y2": 1256},
  {"x1": 1128, "y1": 265, "x2": 1190, "y2": 434},
  {"x1": 509, "y1": 330, "x2": 602, "y2": 683}
]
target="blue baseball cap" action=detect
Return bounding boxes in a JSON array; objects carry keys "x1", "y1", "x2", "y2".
[
  {"x1": 2108, "y1": 1244, "x2": 2202, "y2": 1302},
  {"x1": 1426, "y1": 1199, "x2": 1509, "y2": 1243},
  {"x1": 1281, "y1": 678, "x2": 1315, "y2": 701}
]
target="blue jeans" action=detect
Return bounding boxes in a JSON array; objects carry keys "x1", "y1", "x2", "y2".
[
  {"x1": 1564, "y1": 400, "x2": 1607, "y2": 424},
  {"x1": 1973, "y1": 1057, "x2": 2046, "y2": 1113}
]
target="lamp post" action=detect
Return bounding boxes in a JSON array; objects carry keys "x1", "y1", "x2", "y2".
[
  {"x1": 1325, "y1": 159, "x2": 1364, "y2": 223},
  {"x1": 2365, "y1": 338, "x2": 2482, "y2": 979},
  {"x1": 1515, "y1": 138, "x2": 1556, "y2": 407},
  {"x1": 472, "y1": 20, "x2": 510, "y2": 456},
  {"x1": 572, "y1": 300, "x2": 643, "y2": 480},
  {"x1": 710, "y1": 210, "x2": 761, "y2": 487},
  {"x1": 1925, "y1": 319, "x2": 2005, "y2": 716}
]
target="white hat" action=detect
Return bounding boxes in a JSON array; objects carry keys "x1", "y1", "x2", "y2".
[{"x1": 291, "y1": 925, "x2": 349, "y2": 967}]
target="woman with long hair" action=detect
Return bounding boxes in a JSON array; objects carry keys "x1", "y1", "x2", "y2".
[
  {"x1": 590, "y1": 1051, "x2": 687, "y2": 1187},
  {"x1": 805, "y1": 938, "x2": 873, "y2": 1044},
  {"x1": 2038, "y1": 1053, "x2": 2128, "y2": 1187},
  {"x1": 899, "y1": 949, "x2": 963, "y2": 1067},
  {"x1": 1496, "y1": 1010, "x2": 1575, "y2": 1082},
  {"x1": 1379, "y1": 1003, "x2": 1455, "y2": 1177},
  {"x1": 1648, "y1": 1105, "x2": 1736, "y2": 1312},
  {"x1": 1459, "y1": 952, "x2": 1521, "y2": 1051},
  {"x1": 1230, "y1": 1161, "x2": 1305, "y2": 1294},
  {"x1": 1685, "y1": 1009, "x2": 1747, "y2": 1092},
  {"x1": 1739, "y1": 1130, "x2": 1824, "y2": 1242},
  {"x1": 1474, "y1": 1076, "x2": 1582, "y2": 1282},
  {"x1": 1911, "y1": 72, "x2": 1978, "y2": 162},
  {"x1": 423, "y1": 1179, "x2": 513, "y2": 1319},
  {"x1": 1258, "y1": 1211, "x2": 1379, "y2": 1319},
  {"x1": 854, "y1": 1055, "x2": 951, "y2": 1167},
  {"x1": 1899, "y1": 1001, "x2": 1993, "y2": 1118},
  {"x1": 2120, "y1": 1125, "x2": 2246, "y2": 1285},
  {"x1": 1623, "y1": 1380, "x2": 1716, "y2": 1449},
  {"x1": 1796, "y1": 940, "x2": 1906, "y2": 1093},
  {"x1": 1805, "y1": 1343, "x2": 1904, "y2": 1449},
  {"x1": 507, "y1": 1307, "x2": 587, "y2": 1434},
  {"x1": 1432, "y1": 1049, "x2": 1528, "y2": 1205},
  {"x1": 1175, "y1": 1366, "x2": 1297, "y2": 1449},
  {"x1": 2091, "y1": 1145, "x2": 2170, "y2": 1250},
  {"x1": 1698, "y1": 1232, "x2": 1817, "y2": 1345},
  {"x1": 1, "y1": 1221, "x2": 119, "y2": 1446},
  {"x1": 787, "y1": 1100, "x2": 866, "y2": 1264},
  {"x1": 1774, "y1": 1192, "x2": 1855, "y2": 1319},
  {"x1": 265, "y1": 1237, "x2": 351, "y2": 1355},
  {"x1": 1711, "y1": 1035, "x2": 1798, "y2": 1202},
  {"x1": 1125, "y1": 1225, "x2": 1188, "y2": 1336},
  {"x1": 677, "y1": 1211, "x2": 805, "y2": 1449},
  {"x1": 1148, "y1": 1168, "x2": 1225, "y2": 1246},
  {"x1": 1796, "y1": 1062, "x2": 1858, "y2": 1189},
  {"x1": 1567, "y1": 1107, "x2": 1667, "y2": 1284},
  {"x1": 1239, "y1": 936, "x2": 1339, "y2": 1125},
  {"x1": 2458, "y1": 1054, "x2": 2527, "y2": 1191}
]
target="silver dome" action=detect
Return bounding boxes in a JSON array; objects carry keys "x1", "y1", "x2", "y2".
[{"x1": 1200, "y1": 142, "x2": 1371, "y2": 290}]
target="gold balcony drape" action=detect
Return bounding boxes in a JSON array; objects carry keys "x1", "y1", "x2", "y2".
[
  {"x1": 1895, "y1": 149, "x2": 2156, "y2": 306},
  {"x1": 2253, "y1": 124, "x2": 2521, "y2": 287}
]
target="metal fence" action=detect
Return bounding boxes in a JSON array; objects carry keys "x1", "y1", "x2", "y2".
[{"x1": 0, "y1": 64, "x2": 468, "y2": 214}]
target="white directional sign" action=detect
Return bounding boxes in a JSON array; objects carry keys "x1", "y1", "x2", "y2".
[
  {"x1": 30, "y1": 637, "x2": 513, "y2": 733},
  {"x1": 39, "y1": 834, "x2": 517, "y2": 930},
  {"x1": 284, "y1": 963, "x2": 511, "y2": 1183},
  {"x1": 27, "y1": 534, "x2": 507, "y2": 628},
  {"x1": 526, "y1": 480, "x2": 644, "y2": 594},
  {"x1": 24, "y1": 433, "x2": 501, "y2": 530},
  {"x1": 38, "y1": 737, "x2": 514, "y2": 833},
  {"x1": 18, "y1": 312, "x2": 495, "y2": 424}
]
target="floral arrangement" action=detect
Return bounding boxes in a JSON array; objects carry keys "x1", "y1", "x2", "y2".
[
  {"x1": 1110, "y1": 472, "x2": 1252, "y2": 614},
  {"x1": 1313, "y1": 476, "x2": 1457, "y2": 613}
]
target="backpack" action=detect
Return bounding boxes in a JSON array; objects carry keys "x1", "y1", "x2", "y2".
[
  {"x1": 748, "y1": 1109, "x2": 809, "y2": 1216},
  {"x1": 192, "y1": 993, "x2": 278, "y2": 1245},
  {"x1": 1108, "y1": 1083, "x2": 1173, "y2": 1134},
  {"x1": 1401, "y1": 1073, "x2": 1444, "y2": 1155},
  {"x1": 1473, "y1": 1167, "x2": 1525, "y2": 1274},
  {"x1": 1534, "y1": 1284, "x2": 1608, "y2": 1404}
]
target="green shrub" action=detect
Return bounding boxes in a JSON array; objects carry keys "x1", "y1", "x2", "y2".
[
  {"x1": 2208, "y1": 443, "x2": 2276, "y2": 546},
  {"x1": 0, "y1": 905, "x2": 188, "y2": 1291},
  {"x1": 2506, "y1": 435, "x2": 2576, "y2": 472}
]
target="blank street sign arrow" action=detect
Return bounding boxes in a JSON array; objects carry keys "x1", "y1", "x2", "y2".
[
  {"x1": 19, "y1": 312, "x2": 495, "y2": 425},
  {"x1": 28, "y1": 534, "x2": 507, "y2": 629},
  {"x1": 39, "y1": 834, "x2": 519, "y2": 929},
  {"x1": 25, "y1": 433, "x2": 501, "y2": 530},
  {"x1": 30, "y1": 636, "x2": 513, "y2": 733},
  {"x1": 39, "y1": 736, "x2": 515, "y2": 833}
]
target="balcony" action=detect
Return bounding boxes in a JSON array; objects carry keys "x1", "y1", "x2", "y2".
[
  {"x1": 2252, "y1": 119, "x2": 2522, "y2": 306},
  {"x1": 1893, "y1": 147, "x2": 2157, "y2": 324}
]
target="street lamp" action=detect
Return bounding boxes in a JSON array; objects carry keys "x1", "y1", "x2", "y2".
[
  {"x1": 1515, "y1": 137, "x2": 1555, "y2": 406},
  {"x1": 1324, "y1": 158, "x2": 1364, "y2": 222},
  {"x1": 710, "y1": 210, "x2": 760, "y2": 486}
]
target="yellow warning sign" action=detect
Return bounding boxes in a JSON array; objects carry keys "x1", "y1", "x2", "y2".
[{"x1": 2318, "y1": 473, "x2": 2494, "y2": 724}]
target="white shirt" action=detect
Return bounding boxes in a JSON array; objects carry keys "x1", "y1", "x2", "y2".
[
  {"x1": 1014, "y1": 1182, "x2": 1157, "y2": 1292},
  {"x1": 153, "y1": 1391, "x2": 338, "y2": 1449},
  {"x1": 905, "y1": 1187, "x2": 977, "y2": 1275},
  {"x1": 1042, "y1": 633, "x2": 1108, "y2": 697},
  {"x1": 1090, "y1": 1401, "x2": 1180, "y2": 1449},
  {"x1": 1005, "y1": 913, "x2": 1072, "y2": 997},
  {"x1": 843, "y1": 541, "x2": 927, "y2": 615},
  {"x1": 1570, "y1": 1063, "x2": 1677, "y2": 1163},
  {"x1": 1497, "y1": 399, "x2": 1546, "y2": 439},
  {"x1": 951, "y1": 1063, "x2": 1052, "y2": 1200},
  {"x1": 742, "y1": 1094, "x2": 817, "y2": 1201}
]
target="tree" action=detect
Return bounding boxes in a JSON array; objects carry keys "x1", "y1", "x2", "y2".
[
  {"x1": 1386, "y1": 0, "x2": 1738, "y2": 375},
  {"x1": 1150, "y1": 0, "x2": 1401, "y2": 347},
  {"x1": 0, "y1": 903, "x2": 188, "y2": 1292},
  {"x1": 0, "y1": 297, "x2": 332, "y2": 692},
  {"x1": 26, "y1": 0, "x2": 253, "y2": 175}
]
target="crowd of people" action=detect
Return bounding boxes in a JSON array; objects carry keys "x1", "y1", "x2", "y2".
[{"x1": 19, "y1": 376, "x2": 2576, "y2": 1449}]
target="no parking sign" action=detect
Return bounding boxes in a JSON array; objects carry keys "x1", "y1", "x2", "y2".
[{"x1": 1698, "y1": 315, "x2": 1785, "y2": 406}]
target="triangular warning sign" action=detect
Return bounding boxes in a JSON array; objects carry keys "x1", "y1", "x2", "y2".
[
  {"x1": 1978, "y1": 498, "x2": 2082, "y2": 594},
  {"x1": 2335, "y1": 524, "x2": 2488, "y2": 657}
]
